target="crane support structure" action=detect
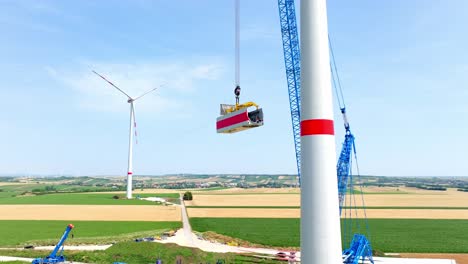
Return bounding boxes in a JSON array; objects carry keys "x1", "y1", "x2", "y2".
[{"x1": 278, "y1": 0, "x2": 302, "y2": 184}]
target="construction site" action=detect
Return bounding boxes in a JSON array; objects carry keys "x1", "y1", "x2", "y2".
[{"x1": 0, "y1": 0, "x2": 467, "y2": 263}]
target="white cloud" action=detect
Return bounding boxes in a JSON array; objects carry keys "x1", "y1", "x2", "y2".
[{"x1": 45, "y1": 60, "x2": 225, "y2": 117}]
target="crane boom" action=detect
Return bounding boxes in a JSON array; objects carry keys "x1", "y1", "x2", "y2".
[
  {"x1": 32, "y1": 224, "x2": 74, "y2": 264},
  {"x1": 278, "y1": 0, "x2": 302, "y2": 184},
  {"x1": 337, "y1": 108, "x2": 355, "y2": 214}
]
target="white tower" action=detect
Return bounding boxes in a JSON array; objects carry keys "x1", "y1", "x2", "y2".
[
  {"x1": 300, "y1": 0, "x2": 343, "y2": 263},
  {"x1": 93, "y1": 71, "x2": 158, "y2": 199}
]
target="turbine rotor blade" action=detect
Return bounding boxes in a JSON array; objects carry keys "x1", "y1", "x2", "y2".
[
  {"x1": 133, "y1": 86, "x2": 160, "y2": 101},
  {"x1": 92, "y1": 70, "x2": 132, "y2": 99}
]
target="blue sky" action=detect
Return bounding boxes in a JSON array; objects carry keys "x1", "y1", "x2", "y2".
[{"x1": 0, "y1": 0, "x2": 466, "y2": 177}]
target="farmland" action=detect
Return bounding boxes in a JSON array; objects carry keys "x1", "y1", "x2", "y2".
[
  {"x1": 190, "y1": 218, "x2": 468, "y2": 253},
  {"x1": 191, "y1": 218, "x2": 299, "y2": 247},
  {"x1": 0, "y1": 193, "x2": 178, "y2": 205},
  {"x1": 1, "y1": 176, "x2": 468, "y2": 261},
  {"x1": 0, "y1": 205, "x2": 181, "y2": 221},
  {"x1": 184, "y1": 187, "x2": 468, "y2": 219},
  {"x1": 0, "y1": 220, "x2": 181, "y2": 246}
]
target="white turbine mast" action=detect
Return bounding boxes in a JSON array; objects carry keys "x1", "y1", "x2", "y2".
[{"x1": 93, "y1": 70, "x2": 158, "y2": 199}]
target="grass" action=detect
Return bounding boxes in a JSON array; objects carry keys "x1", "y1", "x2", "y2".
[
  {"x1": 191, "y1": 218, "x2": 299, "y2": 247},
  {"x1": 0, "y1": 242, "x2": 283, "y2": 264},
  {"x1": 0, "y1": 193, "x2": 178, "y2": 205},
  {"x1": 0, "y1": 220, "x2": 181, "y2": 246},
  {"x1": 365, "y1": 219, "x2": 468, "y2": 253},
  {"x1": 197, "y1": 192, "x2": 300, "y2": 195},
  {"x1": 190, "y1": 218, "x2": 468, "y2": 253},
  {"x1": 186, "y1": 206, "x2": 300, "y2": 209}
]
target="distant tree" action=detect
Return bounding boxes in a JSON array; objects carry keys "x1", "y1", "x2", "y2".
[
  {"x1": 183, "y1": 191, "x2": 193, "y2": 201},
  {"x1": 45, "y1": 185, "x2": 56, "y2": 192}
]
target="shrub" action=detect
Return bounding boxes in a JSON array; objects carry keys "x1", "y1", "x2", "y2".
[{"x1": 183, "y1": 191, "x2": 193, "y2": 201}]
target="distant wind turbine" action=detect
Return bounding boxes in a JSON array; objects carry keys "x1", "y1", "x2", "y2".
[{"x1": 93, "y1": 70, "x2": 159, "y2": 199}]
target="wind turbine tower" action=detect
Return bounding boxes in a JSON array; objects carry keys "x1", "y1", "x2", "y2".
[{"x1": 93, "y1": 71, "x2": 158, "y2": 199}]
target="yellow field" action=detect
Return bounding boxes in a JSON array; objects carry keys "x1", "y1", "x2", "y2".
[
  {"x1": 187, "y1": 208, "x2": 468, "y2": 219},
  {"x1": 187, "y1": 208, "x2": 300, "y2": 218},
  {"x1": 185, "y1": 187, "x2": 468, "y2": 219},
  {"x1": 0, "y1": 205, "x2": 181, "y2": 221},
  {"x1": 1, "y1": 187, "x2": 467, "y2": 220},
  {"x1": 0, "y1": 182, "x2": 25, "y2": 186},
  {"x1": 185, "y1": 194, "x2": 299, "y2": 207}
]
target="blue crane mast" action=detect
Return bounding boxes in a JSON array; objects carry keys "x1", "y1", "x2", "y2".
[
  {"x1": 335, "y1": 107, "x2": 373, "y2": 264},
  {"x1": 278, "y1": 1, "x2": 374, "y2": 263},
  {"x1": 32, "y1": 224, "x2": 74, "y2": 264},
  {"x1": 278, "y1": 0, "x2": 302, "y2": 185}
]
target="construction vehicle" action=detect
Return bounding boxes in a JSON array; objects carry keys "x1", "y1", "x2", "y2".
[{"x1": 31, "y1": 224, "x2": 74, "y2": 264}]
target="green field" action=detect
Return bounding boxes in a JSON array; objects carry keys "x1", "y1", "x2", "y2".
[
  {"x1": 0, "y1": 220, "x2": 181, "y2": 246},
  {"x1": 190, "y1": 218, "x2": 468, "y2": 253},
  {"x1": 191, "y1": 218, "x2": 299, "y2": 247},
  {"x1": 0, "y1": 242, "x2": 283, "y2": 264},
  {"x1": 0, "y1": 183, "x2": 118, "y2": 195},
  {"x1": 0, "y1": 193, "x2": 179, "y2": 205},
  {"x1": 186, "y1": 206, "x2": 300, "y2": 209},
  {"x1": 198, "y1": 192, "x2": 300, "y2": 195}
]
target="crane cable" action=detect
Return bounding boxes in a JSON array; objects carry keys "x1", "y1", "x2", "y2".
[
  {"x1": 329, "y1": 36, "x2": 373, "y2": 243},
  {"x1": 234, "y1": 0, "x2": 241, "y2": 106},
  {"x1": 329, "y1": 36, "x2": 346, "y2": 110}
]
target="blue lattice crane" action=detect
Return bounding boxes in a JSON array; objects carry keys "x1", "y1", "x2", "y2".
[
  {"x1": 329, "y1": 35, "x2": 375, "y2": 264},
  {"x1": 334, "y1": 106, "x2": 373, "y2": 264},
  {"x1": 278, "y1": 0, "x2": 302, "y2": 185}
]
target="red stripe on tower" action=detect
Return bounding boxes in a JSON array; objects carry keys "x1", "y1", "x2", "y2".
[
  {"x1": 127, "y1": 172, "x2": 133, "y2": 175},
  {"x1": 300, "y1": 119, "x2": 334, "y2": 136}
]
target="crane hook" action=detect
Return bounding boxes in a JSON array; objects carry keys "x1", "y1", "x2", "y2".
[{"x1": 234, "y1": 85, "x2": 241, "y2": 105}]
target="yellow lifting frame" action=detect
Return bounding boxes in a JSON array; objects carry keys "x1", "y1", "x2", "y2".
[{"x1": 225, "y1": 101, "x2": 259, "y2": 114}]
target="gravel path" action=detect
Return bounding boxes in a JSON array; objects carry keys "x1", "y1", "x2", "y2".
[{"x1": 179, "y1": 194, "x2": 194, "y2": 246}]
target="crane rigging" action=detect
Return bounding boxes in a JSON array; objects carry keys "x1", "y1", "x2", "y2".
[
  {"x1": 330, "y1": 37, "x2": 374, "y2": 264},
  {"x1": 216, "y1": 0, "x2": 264, "y2": 134}
]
